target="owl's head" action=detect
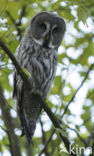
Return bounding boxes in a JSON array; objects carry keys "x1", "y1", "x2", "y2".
[{"x1": 30, "y1": 11, "x2": 66, "y2": 49}]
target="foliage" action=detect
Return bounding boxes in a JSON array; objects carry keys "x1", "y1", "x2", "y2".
[{"x1": 0, "y1": 0, "x2": 94, "y2": 155}]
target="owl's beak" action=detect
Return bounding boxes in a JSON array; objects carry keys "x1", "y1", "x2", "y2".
[{"x1": 43, "y1": 34, "x2": 50, "y2": 48}]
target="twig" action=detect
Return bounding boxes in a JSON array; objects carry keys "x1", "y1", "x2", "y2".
[
  {"x1": 6, "y1": 11, "x2": 22, "y2": 40},
  {"x1": 6, "y1": 5, "x2": 26, "y2": 40},
  {"x1": 61, "y1": 63, "x2": 94, "y2": 118},
  {"x1": 39, "y1": 129, "x2": 55, "y2": 156},
  {"x1": 68, "y1": 127, "x2": 88, "y2": 147},
  {"x1": 0, "y1": 126, "x2": 15, "y2": 154},
  {"x1": 16, "y1": 5, "x2": 26, "y2": 26},
  {"x1": 0, "y1": 125, "x2": 7, "y2": 133}
]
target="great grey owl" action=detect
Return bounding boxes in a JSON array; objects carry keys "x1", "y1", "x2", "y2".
[{"x1": 13, "y1": 11, "x2": 66, "y2": 143}]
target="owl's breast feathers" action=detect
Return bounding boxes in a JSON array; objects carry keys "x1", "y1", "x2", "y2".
[{"x1": 20, "y1": 39, "x2": 58, "y2": 98}]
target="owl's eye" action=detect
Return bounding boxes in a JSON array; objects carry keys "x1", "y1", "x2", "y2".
[
  {"x1": 53, "y1": 27, "x2": 58, "y2": 33},
  {"x1": 40, "y1": 23, "x2": 46, "y2": 31}
]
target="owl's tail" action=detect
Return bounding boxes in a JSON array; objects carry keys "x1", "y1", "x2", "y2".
[
  {"x1": 21, "y1": 117, "x2": 37, "y2": 144},
  {"x1": 19, "y1": 92, "x2": 43, "y2": 143}
]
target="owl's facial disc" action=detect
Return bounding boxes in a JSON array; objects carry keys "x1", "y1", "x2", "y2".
[{"x1": 31, "y1": 11, "x2": 66, "y2": 49}]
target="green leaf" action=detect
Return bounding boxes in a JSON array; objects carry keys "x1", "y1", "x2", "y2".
[
  {"x1": 0, "y1": 0, "x2": 8, "y2": 13},
  {"x1": 77, "y1": 6, "x2": 89, "y2": 24},
  {"x1": 22, "y1": 67, "x2": 32, "y2": 78},
  {"x1": 55, "y1": 128, "x2": 68, "y2": 138}
]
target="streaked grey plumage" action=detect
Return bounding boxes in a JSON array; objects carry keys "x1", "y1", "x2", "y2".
[{"x1": 13, "y1": 11, "x2": 66, "y2": 143}]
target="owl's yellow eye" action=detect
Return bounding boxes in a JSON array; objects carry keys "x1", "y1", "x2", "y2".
[{"x1": 40, "y1": 23, "x2": 46, "y2": 31}]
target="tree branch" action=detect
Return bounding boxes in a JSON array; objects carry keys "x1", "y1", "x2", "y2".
[
  {"x1": 0, "y1": 84, "x2": 22, "y2": 156},
  {"x1": 0, "y1": 39, "x2": 30, "y2": 88},
  {"x1": 0, "y1": 39, "x2": 76, "y2": 156}
]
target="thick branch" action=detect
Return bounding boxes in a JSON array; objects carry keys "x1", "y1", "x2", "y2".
[
  {"x1": 0, "y1": 84, "x2": 22, "y2": 156},
  {"x1": 0, "y1": 39, "x2": 76, "y2": 156},
  {"x1": 0, "y1": 39, "x2": 30, "y2": 88}
]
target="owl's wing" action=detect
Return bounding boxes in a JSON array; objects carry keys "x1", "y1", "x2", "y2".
[
  {"x1": 12, "y1": 45, "x2": 19, "y2": 98},
  {"x1": 13, "y1": 46, "x2": 26, "y2": 104},
  {"x1": 12, "y1": 42, "x2": 36, "y2": 143}
]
